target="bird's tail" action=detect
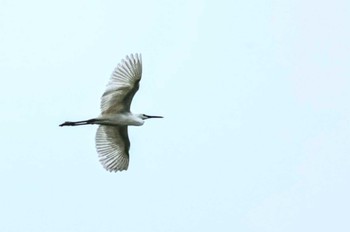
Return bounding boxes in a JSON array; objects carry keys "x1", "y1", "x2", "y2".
[{"x1": 59, "y1": 119, "x2": 97, "y2": 127}]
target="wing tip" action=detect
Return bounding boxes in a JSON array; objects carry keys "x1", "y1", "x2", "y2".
[
  {"x1": 125, "y1": 53, "x2": 142, "y2": 63},
  {"x1": 99, "y1": 157, "x2": 129, "y2": 172}
]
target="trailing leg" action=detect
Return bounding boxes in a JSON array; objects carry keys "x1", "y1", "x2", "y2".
[{"x1": 59, "y1": 119, "x2": 97, "y2": 127}]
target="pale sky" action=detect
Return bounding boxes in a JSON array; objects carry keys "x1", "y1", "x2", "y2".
[{"x1": 0, "y1": 0, "x2": 349, "y2": 231}]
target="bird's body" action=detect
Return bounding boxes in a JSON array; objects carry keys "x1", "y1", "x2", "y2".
[
  {"x1": 60, "y1": 54, "x2": 162, "y2": 172},
  {"x1": 99, "y1": 113, "x2": 145, "y2": 126}
]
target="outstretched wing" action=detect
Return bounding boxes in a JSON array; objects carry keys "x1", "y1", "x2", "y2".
[
  {"x1": 95, "y1": 125, "x2": 130, "y2": 172},
  {"x1": 100, "y1": 53, "x2": 142, "y2": 114}
]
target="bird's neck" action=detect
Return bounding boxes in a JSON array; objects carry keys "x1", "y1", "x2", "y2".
[{"x1": 128, "y1": 114, "x2": 144, "y2": 126}]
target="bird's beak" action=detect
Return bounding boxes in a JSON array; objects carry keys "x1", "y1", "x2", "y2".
[{"x1": 144, "y1": 115, "x2": 163, "y2": 119}]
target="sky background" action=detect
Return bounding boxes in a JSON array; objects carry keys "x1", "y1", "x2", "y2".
[{"x1": 0, "y1": 0, "x2": 349, "y2": 231}]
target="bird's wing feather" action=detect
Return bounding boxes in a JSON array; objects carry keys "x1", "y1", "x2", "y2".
[
  {"x1": 95, "y1": 125, "x2": 130, "y2": 172},
  {"x1": 100, "y1": 54, "x2": 142, "y2": 114}
]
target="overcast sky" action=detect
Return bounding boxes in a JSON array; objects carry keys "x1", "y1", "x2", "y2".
[{"x1": 0, "y1": 0, "x2": 349, "y2": 231}]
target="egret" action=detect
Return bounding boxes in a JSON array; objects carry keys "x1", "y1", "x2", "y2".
[{"x1": 59, "y1": 53, "x2": 163, "y2": 172}]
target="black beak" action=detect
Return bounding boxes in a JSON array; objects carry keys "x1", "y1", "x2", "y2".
[{"x1": 144, "y1": 114, "x2": 163, "y2": 119}]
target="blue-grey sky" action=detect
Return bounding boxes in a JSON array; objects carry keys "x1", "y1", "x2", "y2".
[{"x1": 1, "y1": 0, "x2": 349, "y2": 231}]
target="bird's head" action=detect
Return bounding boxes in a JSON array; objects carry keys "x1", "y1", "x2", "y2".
[{"x1": 139, "y1": 114, "x2": 163, "y2": 120}]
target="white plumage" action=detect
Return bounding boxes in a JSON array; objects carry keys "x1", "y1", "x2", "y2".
[{"x1": 60, "y1": 54, "x2": 163, "y2": 172}]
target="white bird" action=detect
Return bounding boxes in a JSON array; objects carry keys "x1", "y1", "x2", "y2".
[{"x1": 59, "y1": 53, "x2": 163, "y2": 172}]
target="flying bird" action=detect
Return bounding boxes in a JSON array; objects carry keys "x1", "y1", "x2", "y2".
[{"x1": 59, "y1": 54, "x2": 163, "y2": 172}]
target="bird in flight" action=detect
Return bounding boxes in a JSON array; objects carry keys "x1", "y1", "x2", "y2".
[{"x1": 59, "y1": 53, "x2": 163, "y2": 172}]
